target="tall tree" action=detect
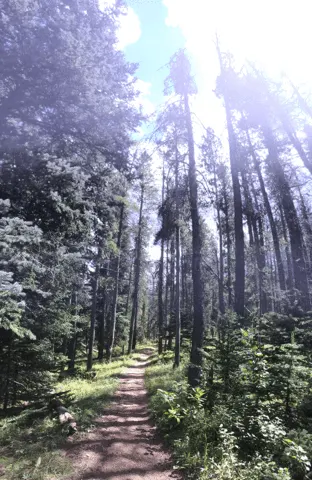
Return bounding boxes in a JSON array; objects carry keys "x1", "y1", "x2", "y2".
[
  {"x1": 166, "y1": 50, "x2": 205, "y2": 385},
  {"x1": 174, "y1": 130, "x2": 181, "y2": 367},
  {"x1": 216, "y1": 45, "x2": 245, "y2": 319},
  {"x1": 107, "y1": 202, "x2": 125, "y2": 362},
  {"x1": 157, "y1": 162, "x2": 166, "y2": 354},
  {"x1": 128, "y1": 180, "x2": 145, "y2": 355}
]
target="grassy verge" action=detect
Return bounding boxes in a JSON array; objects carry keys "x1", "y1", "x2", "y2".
[
  {"x1": 145, "y1": 350, "x2": 187, "y2": 397},
  {"x1": 145, "y1": 350, "x2": 189, "y2": 466},
  {"x1": 0, "y1": 353, "x2": 140, "y2": 480}
]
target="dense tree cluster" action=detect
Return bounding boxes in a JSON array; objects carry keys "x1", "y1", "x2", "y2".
[
  {"x1": 150, "y1": 48, "x2": 312, "y2": 479},
  {"x1": 0, "y1": 0, "x2": 151, "y2": 409},
  {"x1": 2, "y1": 3, "x2": 312, "y2": 478}
]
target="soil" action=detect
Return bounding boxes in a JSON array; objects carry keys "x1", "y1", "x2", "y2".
[{"x1": 64, "y1": 350, "x2": 182, "y2": 480}]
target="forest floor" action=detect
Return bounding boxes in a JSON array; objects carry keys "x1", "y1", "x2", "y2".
[{"x1": 62, "y1": 349, "x2": 182, "y2": 480}]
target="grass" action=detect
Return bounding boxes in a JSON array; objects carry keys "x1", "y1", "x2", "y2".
[
  {"x1": 0, "y1": 352, "x2": 140, "y2": 480},
  {"x1": 145, "y1": 351, "x2": 187, "y2": 397},
  {"x1": 144, "y1": 349, "x2": 188, "y2": 453},
  {"x1": 144, "y1": 350, "x2": 298, "y2": 480}
]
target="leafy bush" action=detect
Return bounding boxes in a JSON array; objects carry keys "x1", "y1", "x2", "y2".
[{"x1": 145, "y1": 319, "x2": 312, "y2": 480}]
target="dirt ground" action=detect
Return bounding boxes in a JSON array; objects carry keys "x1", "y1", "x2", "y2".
[{"x1": 64, "y1": 351, "x2": 182, "y2": 480}]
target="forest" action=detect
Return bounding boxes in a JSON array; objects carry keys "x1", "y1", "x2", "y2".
[{"x1": 1, "y1": 1, "x2": 312, "y2": 479}]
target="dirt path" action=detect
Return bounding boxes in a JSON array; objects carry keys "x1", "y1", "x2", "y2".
[{"x1": 64, "y1": 351, "x2": 182, "y2": 480}]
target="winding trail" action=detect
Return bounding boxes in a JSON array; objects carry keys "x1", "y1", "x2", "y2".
[{"x1": 65, "y1": 351, "x2": 182, "y2": 480}]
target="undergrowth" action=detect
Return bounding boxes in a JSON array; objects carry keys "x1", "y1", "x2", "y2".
[
  {"x1": 0, "y1": 353, "x2": 140, "y2": 480},
  {"x1": 145, "y1": 340, "x2": 312, "y2": 480}
]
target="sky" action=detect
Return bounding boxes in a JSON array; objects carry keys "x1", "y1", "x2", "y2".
[
  {"x1": 107, "y1": 0, "x2": 312, "y2": 140},
  {"x1": 101, "y1": 0, "x2": 312, "y2": 258}
]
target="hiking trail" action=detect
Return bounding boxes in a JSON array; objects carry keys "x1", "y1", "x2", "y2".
[{"x1": 64, "y1": 350, "x2": 182, "y2": 480}]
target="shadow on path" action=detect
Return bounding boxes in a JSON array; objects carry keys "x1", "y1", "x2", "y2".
[{"x1": 64, "y1": 351, "x2": 182, "y2": 480}]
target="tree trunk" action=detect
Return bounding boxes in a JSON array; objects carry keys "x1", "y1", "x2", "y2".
[
  {"x1": 168, "y1": 237, "x2": 175, "y2": 351},
  {"x1": 68, "y1": 291, "x2": 78, "y2": 372},
  {"x1": 216, "y1": 47, "x2": 245, "y2": 318},
  {"x1": 264, "y1": 127, "x2": 310, "y2": 311},
  {"x1": 125, "y1": 256, "x2": 134, "y2": 318},
  {"x1": 227, "y1": 118, "x2": 245, "y2": 318},
  {"x1": 250, "y1": 179, "x2": 268, "y2": 314},
  {"x1": 3, "y1": 335, "x2": 12, "y2": 410},
  {"x1": 252, "y1": 207, "x2": 268, "y2": 314},
  {"x1": 174, "y1": 136, "x2": 181, "y2": 368},
  {"x1": 242, "y1": 172, "x2": 268, "y2": 314},
  {"x1": 98, "y1": 259, "x2": 110, "y2": 362},
  {"x1": 184, "y1": 92, "x2": 204, "y2": 386},
  {"x1": 223, "y1": 181, "x2": 232, "y2": 307},
  {"x1": 87, "y1": 252, "x2": 100, "y2": 371},
  {"x1": 279, "y1": 205, "x2": 294, "y2": 291},
  {"x1": 108, "y1": 204, "x2": 124, "y2": 362},
  {"x1": 98, "y1": 295, "x2": 106, "y2": 362},
  {"x1": 242, "y1": 180, "x2": 254, "y2": 247},
  {"x1": 246, "y1": 128, "x2": 286, "y2": 291},
  {"x1": 297, "y1": 184, "x2": 312, "y2": 271},
  {"x1": 132, "y1": 315, "x2": 138, "y2": 351},
  {"x1": 213, "y1": 165, "x2": 225, "y2": 315},
  {"x1": 158, "y1": 162, "x2": 165, "y2": 354},
  {"x1": 269, "y1": 253, "x2": 276, "y2": 311},
  {"x1": 164, "y1": 239, "x2": 170, "y2": 351},
  {"x1": 128, "y1": 183, "x2": 144, "y2": 355},
  {"x1": 158, "y1": 240, "x2": 165, "y2": 355},
  {"x1": 279, "y1": 115, "x2": 312, "y2": 176}
]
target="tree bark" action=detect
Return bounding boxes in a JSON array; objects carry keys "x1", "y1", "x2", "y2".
[
  {"x1": 297, "y1": 184, "x2": 312, "y2": 272},
  {"x1": 174, "y1": 135, "x2": 181, "y2": 368},
  {"x1": 250, "y1": 179, "x2": 268, "y2": 314},
  {"x1": 279, "y1": 205, "x2": 294, "y2": 291},
  {"x1": 68, "y1": 290, "x2": 78, "y2": 372},
  {"x1": 216, "y1": 47, "x2": 245, "y2": 318},
  {"x1": 107, "y1": 204, "x2": 124, "y2": 362},
  {"x1": 125, "y1": 257, "x2": 133, "y2": 318},
  {"x1": 128, "y1": 183, "x2": 144, "y2": 355},
  {"x1": 223, "y1": 180, "x2": 232, "y2": 308},
  {"x1": 242, "y1": 172, "x2": 268, "y2": 314},
  {"x1": 246, "y1": 128, "x2": 286, "y2": 291},
  {"x1": 264, "y1": 127, "x2": 310, "y2": 311},
  {"x1": 279, "y1": 115, "x2": 312, "y2": 176},
  {"x1": 168, "y1": 237, "x2": 175, "y2": 351},
  {"x1": 98, "y1": 259, "x2": 110, "y2": 362},
  {"x1": 158, "y1": 162, "x2": 165, "y2": 354},
  {"x1": 227, "y1": 115, "x2": 245, "y2": 318},
  {"x1": 87, "y1": 251, "x2": 100, "y2": 371},
  {"x1": 214, "y1": 168, "x2": 225, "y2": 315},
  {"x1": 184, "y1": 92, "x2": 204, "y2": 386},
  {"x1": 164, "y1": 239, "x2": 170, "y2": 351},
  {"x1": 3, "y1": 335, "x2": 12, "y2": 410}
]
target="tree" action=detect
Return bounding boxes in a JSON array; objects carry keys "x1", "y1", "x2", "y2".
[
  {"x1": 0, "y1": 0, "x2": 140, "y2": 164},
  {"x1": 107, "y1": 201, "x2": 125, "y2": 362},
  {"x1": 216, "y1": 46, "x2": 245, "y2": 319},
  {"x1": 0, "y1": 0, "x2": 142, "y2": 405},
  {"x1": 166, "y1": 50, "x2": 205, "y2": 385},
  {"x1": 157, "y1": 161, "x2": 166, "y2": 354},
  {"x1": 128, "y1": 157, "x2": 149, "y2": 355}
]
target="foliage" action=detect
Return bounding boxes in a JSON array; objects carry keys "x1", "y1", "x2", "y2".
[
  {"x1": 146, "y1": 315, "x2": 312, "y2": 480},
  {"x1": 0, "y1": 0, "x2": 143, "y2": 409}
]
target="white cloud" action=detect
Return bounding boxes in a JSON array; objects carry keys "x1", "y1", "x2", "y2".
[
  {"x1": 117, "y1": 6, "x2": 141, "y2": 49},
  {"x1": 99, "y1": 0, "x2": 141, "y2": 50}
]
